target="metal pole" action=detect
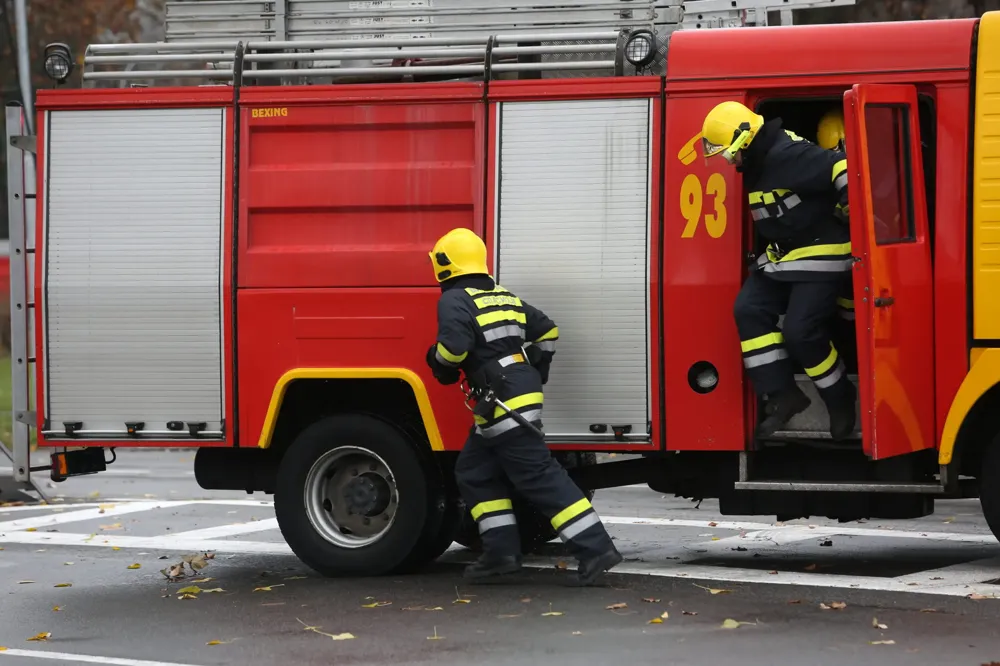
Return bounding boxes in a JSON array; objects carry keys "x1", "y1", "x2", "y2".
[{"x1": 13, "y1": 0, "x2": 34, "y2": 136}]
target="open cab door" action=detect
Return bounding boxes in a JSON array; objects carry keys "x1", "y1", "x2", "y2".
[{"x1": 842, "y1": 84, "x2": 935, "y2": 460}]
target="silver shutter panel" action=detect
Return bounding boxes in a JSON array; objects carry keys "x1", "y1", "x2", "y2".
[
  {"x1": 43, "y1": 107, "x2": 225, "y2": 438},
  {"x1": 496, "y1": 98, "x2": 651, "y2": 441}
]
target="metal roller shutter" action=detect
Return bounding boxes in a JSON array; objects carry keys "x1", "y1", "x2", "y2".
[
  {"x1": 42, "y1": 107, "x2": 226, "y2": 439},
  {"x1": 495, "y1": 98, "x2": 651, "y2": 441}
]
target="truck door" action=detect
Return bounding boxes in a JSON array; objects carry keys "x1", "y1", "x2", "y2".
[{"x1": 842, "y1": 84, "x2": 935, "y2": 460}]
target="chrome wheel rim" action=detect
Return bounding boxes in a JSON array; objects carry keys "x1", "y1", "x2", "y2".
[{"x1": 303, "y1": 446, "x2": 399, "y2": 549}]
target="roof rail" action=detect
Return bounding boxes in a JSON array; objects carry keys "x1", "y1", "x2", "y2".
[{"x1": 81, "y1": 29, "x2": 635, "y2": 88}]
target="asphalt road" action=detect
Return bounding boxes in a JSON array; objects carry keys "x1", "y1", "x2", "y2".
[{"x1": 1, "y1": 450, "x2": 1000, "y2": 666}]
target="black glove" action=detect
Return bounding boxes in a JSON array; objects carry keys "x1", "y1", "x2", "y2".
[
  {"x1": 525, "y1": 345, "x2": 551, "y2": 385},
  {"x1": 834, "y1": 203, "x2": 850, "y2": 224},
  {"x1": 426, "y1": 344, "x2": 460, "y2": 385}
]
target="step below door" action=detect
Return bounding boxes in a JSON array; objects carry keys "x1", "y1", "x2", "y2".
[
  {"x1": 40, "y1": 107, "x2": 227, "y2": 442},
  {"x1": 494, "y1": 97, "x2": 652, "y2": 444}
]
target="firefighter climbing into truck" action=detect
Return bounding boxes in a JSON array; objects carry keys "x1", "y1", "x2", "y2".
[
  {"x1": 6, "y1": 4, "x2": 1000, "y2": 581},
  {"x1": 701, "y1": 100, "x2": 856, "y2": 441},
  {"x1": 426, "y1": 228, "x2": 622, "y2": 585}
]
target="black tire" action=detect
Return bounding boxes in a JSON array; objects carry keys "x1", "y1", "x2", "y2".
[
  {"x1": 453, "y1": 451, "x2": 598, "y2": 554},
  {"x1": 980, "y1": 439, "x2": 1000, "y2": 543},
  {"x1": 393, "y1": 455, "x2": 462, "y2": 573},
  {"x1": 274, "y1": 414, "x2": 431, "y2": 577}
]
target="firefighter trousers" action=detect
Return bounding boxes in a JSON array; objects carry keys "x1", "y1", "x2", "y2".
[
  {"x1": 733, "y1": 270, "x2": 852, "y2": 401},
  {"x1": 454, "y1": 426, "x2": 615, "y2": 561}
]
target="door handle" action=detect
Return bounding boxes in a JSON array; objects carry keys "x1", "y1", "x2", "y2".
[{"x1": 874, "y1": 296, "x2": 894, "y2": 307}]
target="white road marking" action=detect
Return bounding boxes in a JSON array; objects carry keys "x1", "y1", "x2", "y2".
[
  {"x1": 0, "y1": 502, "x2": 191, "y2": 532},
  {"x1": 0, "y1": 529, "x2": 293, "y2": 555},
  {"x1": 167, "y1": 518, "x2": 280, "y2": 540},
  {"x1": 0, "y1": 648, "x2": 206, "y2": 666},
  {"x1": 0, "y1": 503, "x2": 104, "y2": 514}
]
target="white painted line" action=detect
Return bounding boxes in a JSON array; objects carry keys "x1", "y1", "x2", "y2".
[
  {"x1": 0, "y1": 503, "x2": 104, "y2": 514},
  {"x1": 602, "y1": 515, "x2": 999, "y2": 544},
  {"x1": 0, "y1": 648, "x2": 207, "y2": 666},
  {"x1": 0, "y1": 466, "x2": 156, "y2": 477},
  {"x1": 168, "y1": 518, "x2": 280, "y2": 540},
  {"x1": 0, "y1": 528, "x2": 293, "y2": 555},
  {"x1": 103, "y1": 498, "x2": 275, "y2": 508},
  {"x1": 0, "y1": 502, "x2": 191, "y2": 532}
]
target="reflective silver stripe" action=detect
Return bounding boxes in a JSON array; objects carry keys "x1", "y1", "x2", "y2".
[
  {"x1": 558, "y1": 512, "x2": 601, "y2": 542},
  {"x1": 834, "y1": 173, "x2": 848, "y2": 191},
  {"x1": 743, "y1": 348, "x2": 789, "y2": 369},
  {"x1": 751, "y1": 207, "x2": 769, "y2": 221},
  {"x1": 783, "y1": 193, "x2": 802, "y2": 209},
  {"x1": 535, "y1": 340, "x2": 556, "y2": 352},
  {"x1": 498, "y1": 354, "x2": 524, "y2": 367},
  {"x1": 475, "y1": 408, "x2": 542, "y2": 439},
  {"x1": 483, "y1": 324, "x2": 525, "y2": 342},
  {"x1": 761, "y1": 258, "x2": 854, "y2": 273},
  {"x1": 478, "y1": 514, "x2": 517, "y2": 533},
  {"x1": 434, "y1": 349, "x2": 459, "y2": 367},
  {"x1": 813, "y1": 361, "x2": 846, "y2": 389}
]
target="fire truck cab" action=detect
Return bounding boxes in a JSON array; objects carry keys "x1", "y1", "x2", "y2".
[{"x1": 5, "y1": 3, "x2": 1000, "y2": 577}]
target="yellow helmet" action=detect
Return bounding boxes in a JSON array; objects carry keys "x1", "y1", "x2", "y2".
[
  {"x1": 701, "y1": 101, "x2": 764, "y2": 163},
  {"x1": 817, "y1": 109, "x2": 846, "y2": 151},
  {"x1": 429, "y1": 228, "x2": 488, "y2": 283}
]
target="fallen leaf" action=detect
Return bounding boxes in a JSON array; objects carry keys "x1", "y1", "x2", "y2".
[
  {"x1": 52, "y1": 607, "x2": 61, "y2": 612},
  {"x1": 100, "y1": 523, "x2": 123, "y2": 531},
  {"x1": 361, "y1": 601, "x2": 392, "y2": 608},
  {"x1": 694, "y1": 584, "x2": 731, "y2": 595},
  {"x1": 872, "y1": 617, "x2": 888, "y2": 630},
  {"x1": 63, "y1": 562, "x2": 73, "y2": 566},
  {"x1": 768, "y1": 570, "x2": 778, "y2": 575},
  {"x1": 261, "y1": 603, "x2": 285, "y2": 607},
  {"x1": 870, "y1": 640, "x2": 896, "y2": 645},
  {"x1": 297, "y1": 618, "x2": 354, "y2": 641},
  {"x1": 571, "y1": 631, "x2": 582, "y2": 636},
  {"x1": 648, "y1": 617, "x2": 663, "y2": 624},
  {"x1": 919, "y1": 608, "x2": 937, "y2": 613},
  {"x1": 206, "y1": 639, "x2": 236, "y2": 646},
  {"x1": 127, "y1": 563, "x2": 141, "y2": 570},
  {"x1": 254, "y1": 585, "x2": 284, "y2": 592},
  {"x1": 498, "y1": 613, "x2": 523, "y2": 619},
  {"x1": 660, "y1": 611, "x2": 669, "y2": 619},
  {"x1": 426, "y1": 626, "x2": 444, "y2": 641},
  {"x1": 26, "y1": 632, "x2": 51, "y2": 642},
  {"x1": 285, "y1": 576, "x2": 308, "y2": 580},
  {"x1": 708, "y1": 521, "x2": 718, "y2": 527},
  {"x1": 191, "y1": 577, "x2": 214, "y2": 583},
  {"x1": 17, "y1": 581, "x2": 35, "y2": 585},
  {"x1": 177, "y1": 586, "x2": 203, "y2": 595},
  {"x1": 0, "y1": 647, "x2": 6, "y2": 651},
  {"x1": 53, "y1": 583, "x2": 72, "y2": 588},
  {"x1": 642, "y1": 598, "x2": 660, "y2": 603},
  {"x1": 682, "y1": 610, "x2": 698, "y2": 616},
  {"x1": 968, "y1": 593, "x2": 993, "y2": 600},
  {"x1": 542, "y1": 603, "x2": 563, "y2": 617},
  {"x1": 25, "y1": 527, "x2": 37, "y2": 532},
  {"x1": 606, "y1": 603, "x2": 628, "y2": 610},
  {"x1": 721, "y1": 618, "x2": 755, "y2": 629},
  {"x1": 202, "y1": 588, "x2": 226, "y2": 594},
  {"x1": 178, "y1": 593, "x2": 198, "y2": 600},
  {"x1": 453, "y1": 599, "x2": 471, "y2": 604}
]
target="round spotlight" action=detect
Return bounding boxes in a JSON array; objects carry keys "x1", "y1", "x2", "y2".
[
  {"x1": 44, "y1": 43, "x2": 74, "y2": 84},
  {"x1": 624, "y1": 30, "x2": 656, "y2": 69},
  {"x1": 687, "y1": 361, "x2": 719, "y2": 394}
]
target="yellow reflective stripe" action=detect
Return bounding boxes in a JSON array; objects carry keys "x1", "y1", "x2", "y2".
[
  {"x1": 436, "y1": 342, "x2": 467, "y2": 364},
  {"x1": 471, "y1": 499, "x2": 513, "y2": 520},
  {"x1": 465, "y1": 285, "x2": 509, "y2": 296},
  {"x1": 535, "y1": 326, "x2": 559, "y2": 342},
  {"x1": 740, "y1": 332, "x2": 784, "y2": 353},
  {"x1": 778, "y1": 242, "x2": 852, "y2": 262},
  {"x1": 763, "y1": 192, "x2": 777, "y2": 204},
  {"x1": 551, "y1": 497, "x2": 592, "y2": 530},
  {"x1": 749, "y1": 191, "x2": 763, "y2": 204},
  {"x1": 836, "y1": 297, "x2": 854, "y2": 309},
  {"x1": 476, "y1": 310, "x2": 526, "y2": 327},
  {"x1": 832, "y1": 158, "x2": 848, "y2": 181},
  {"x1": 805, "y1": 343, "x2": 839, "y2": 377},
  {"x1": 474, "y1": 294, "x2": 522, "y2": 309},
  {"x1": 493, "y1": 391, "x2": 543, "y2": 419}
]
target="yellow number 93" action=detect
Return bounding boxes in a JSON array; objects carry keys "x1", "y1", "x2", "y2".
[{"x1": 680, "y1": 172, "x2": 727, "y2": 239}]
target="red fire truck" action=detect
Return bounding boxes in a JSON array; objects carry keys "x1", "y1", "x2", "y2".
[{"x1": 5, "y1": 8, "x2": 1000, "y2": 577}]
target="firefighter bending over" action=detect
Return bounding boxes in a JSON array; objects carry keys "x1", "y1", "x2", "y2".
[
  {"x1": 701, "y1": 101, "x2": 856, "y2": 440},
  {"x1": 425, "y1": 227, "x2": 622, "y2": 585}
]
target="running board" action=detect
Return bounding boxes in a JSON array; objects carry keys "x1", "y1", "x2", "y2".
[{"x1": 733, "y1": 480, "x2": 945, "y2": 494}]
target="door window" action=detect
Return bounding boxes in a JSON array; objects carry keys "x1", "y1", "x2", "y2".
[{"x1": 862, "y1": 104, "x2": 916, "y2": 245}]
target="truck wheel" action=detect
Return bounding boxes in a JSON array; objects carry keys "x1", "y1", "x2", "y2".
[
  {"x1": 274, "y1": 414, "x2": 431, "y2": 577},
  {"x1": 453, "y1": 452, "x2": 597, "y2": 554},
  {"x1": 980, "y1": 438, "x2": 1000, "y2": 542}
]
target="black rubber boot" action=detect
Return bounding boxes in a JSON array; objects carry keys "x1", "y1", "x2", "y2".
[
  {"x1": 463, "y1": 554, "x2": 522, "y2": 583},
  {"x1": 826, "y1": 380, "x2": 857, "y2": 441},
  {"x1": 567, "y1": 544, "x2": 623, "y2": 587},
  {"x1": 756, "y1": 385, "x2": 811, "y2": 437}
]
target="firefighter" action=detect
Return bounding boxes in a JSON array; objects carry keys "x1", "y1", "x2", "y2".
[
  {"x1": 701, "y1": 101, "x2": 856, "y2": 440},
  {"x1": 425, "y1": 227, "x2": 622, "y2": 585}
]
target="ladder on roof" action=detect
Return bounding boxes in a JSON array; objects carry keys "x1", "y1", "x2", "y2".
[{"x1": 147, "y1": 0, "x2": 854, "y2": 83}]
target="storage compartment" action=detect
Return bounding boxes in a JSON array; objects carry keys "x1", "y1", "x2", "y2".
[
  {"x1": 41, "y1": 107, "x2": 227, "y2": 440},
  {"x1": 494, "y1": 97, "x2": 652, "y2": 442}
]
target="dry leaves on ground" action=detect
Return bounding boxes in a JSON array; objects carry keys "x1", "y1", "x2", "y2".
[
  {"x1": 642, "y1": 598, "x2": 660, "y2": 603},
  {"x1": 26, "y1": 632, "x2": 50, "y2": 642},
  {"x1": 694, "y1": 584, "x2": 731, "y2": 595},
  {"x1": 127, "y1": 563, "x2": 141, "y2": 570},
  {"x1": 206, "y1": 639, "x2": 237, "y2": 646},
  {"x1": 721, "y1": 619, "x2": 757, "y2": 629},
  {"x1": 297, "y1": 618, "x2": 354, "y2": 641},
  {"x1": 606, "y1": 603, "x2": 628, "y2": 610},
  {"x1": 53, "y1": 583, "x2": 71, "y2": 588},
  {"x1": 872, "y1": 617, "x2": 888, "y2": 630},
  {"x1": 870, "y1": 640, "x2": 896, "y2": 645},
  {"x1": 541, "y1": 603, "x2": 563, "y2": 617},
  {"x1": 819, "y1": 602, "x2": 847, "y2": 610},
  {"x1": 254, "y1": 584, "x2": 284, "y2": 592},
  {"x1": 648, "y1": 612, "x2": 670, "y2": 624}
]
